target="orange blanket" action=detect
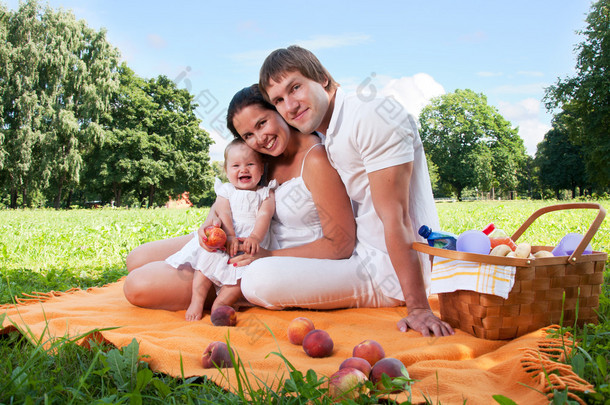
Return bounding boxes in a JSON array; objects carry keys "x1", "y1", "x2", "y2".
[{"x1": 1, "y1": 280, "x2": 592, "y2": 404}]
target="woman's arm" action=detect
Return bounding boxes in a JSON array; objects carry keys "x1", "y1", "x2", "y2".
[{"x1": 276, "y1": 146, "x2": 355, "y2": 259}]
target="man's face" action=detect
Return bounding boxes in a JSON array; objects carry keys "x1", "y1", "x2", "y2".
[{"x1": 265, "y1": 71, "x2": 332, "y2": 134}]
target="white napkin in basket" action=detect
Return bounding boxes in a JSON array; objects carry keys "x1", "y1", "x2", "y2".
[{"x1": 430, "y1": 257, "x2": 516, "y2": 299}]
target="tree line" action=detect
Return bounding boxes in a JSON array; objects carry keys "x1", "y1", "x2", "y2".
[
  {"x1": 1, "y1": 0, "x2": 608, "y2": 208},
  {"x1": 0, "y1": 1, "x2": 215, "y2": 209},
  {"x1": 418, "y1": 0, "x2": 609, "y2": 201}
]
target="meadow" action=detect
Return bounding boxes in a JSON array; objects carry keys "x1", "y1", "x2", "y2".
[{"x1": 1, "y1": 200, "x2": 608, "y2": 404}]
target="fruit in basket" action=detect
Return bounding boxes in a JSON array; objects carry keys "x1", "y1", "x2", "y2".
[
  {"x1": 533, "y1": 250, "x2": 554, "y2": 258},
  {"x1": 490, "y1": 244, "x2": 512, "y2": 257},
  {"x1": 514, "y1": 243, "x2": 532, "y2": 258},
  {"x1": 287, "y1": 317, "x2": 315, "y2": 345},
  {"x1": 204, "y1": 226, "x2": 227, "y2": 249}
]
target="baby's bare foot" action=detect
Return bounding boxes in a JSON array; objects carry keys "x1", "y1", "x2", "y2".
[{"x1": 185, "y1": 302, "x2": 203, "y2": 322}]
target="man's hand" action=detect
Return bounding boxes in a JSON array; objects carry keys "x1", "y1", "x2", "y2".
[{"x1": 397, "y1": 308, "x2": 454, "y2": 337}]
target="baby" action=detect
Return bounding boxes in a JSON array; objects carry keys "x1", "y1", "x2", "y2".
[{"x1": 166, "y1": 139, "x2": 275, "y2": 321}]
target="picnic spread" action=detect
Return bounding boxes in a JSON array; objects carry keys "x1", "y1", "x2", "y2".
[{"x1": 1, "y1": 278, "x2": 595, "y2": 404}]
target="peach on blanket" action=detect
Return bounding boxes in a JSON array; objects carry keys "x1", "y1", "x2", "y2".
[{"x1": 0, "y1": 280, "x2": 593, "y2": 404}]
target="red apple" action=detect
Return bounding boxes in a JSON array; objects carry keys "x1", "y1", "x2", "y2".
[
  {"x1": 370, "y1": 357, "x2": 409, "y2": 393},
  {"x1": 210, "y1": 305, "x2": 237, "y2": 327},
  {"x1": 201, "y1": 341, "x2": 234, "y2": 369},
  {"x1": 327, "y1": 367, "x2": 368, "y2": 401},
  {"x1": 287, "y1": 317, "x2": 315, "y2": 345},
  {"x1": 204, "y1": 226, "x2": 227, "y2": 249},
  {"x1": 339, "y1": 357, "x2": 372, "y2": 377},
  {"x1": 302, "y1": 329, "x2": 334, "y2": 358},
  {"x1": 352, "y1": 339, "x2": 385, "y2": 366}
]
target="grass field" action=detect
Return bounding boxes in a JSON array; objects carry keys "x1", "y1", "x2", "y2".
[{"x1": 1, "y1": 200, "x2": 609, "y2": 404}]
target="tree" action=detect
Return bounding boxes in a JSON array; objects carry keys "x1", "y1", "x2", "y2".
[
  {"x1": 0, "y1": 0, "x2": 119, "y2": 208},
  {"x1": 535, "y1": 114, "x2": 588, "y2": 198},
  {"x1": 0, "y1": 4, "x2": 8, "y2": 172},
  {"x1": 88, "y1": 65, "x2": 213, "y2": 207},
  {"x1": 0, "y1": 0, "x2": 46, "y2": 207},
  {"x1": 544, "y1": 0, "x2": 610, "y2": 191},
  {"x1": 419, "y1": 89, "x2": 527, "y2": 200}
]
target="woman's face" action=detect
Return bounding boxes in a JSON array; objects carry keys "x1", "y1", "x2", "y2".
[{"x1": 231, "y1": 104, "x2": 291, "y2": 157}]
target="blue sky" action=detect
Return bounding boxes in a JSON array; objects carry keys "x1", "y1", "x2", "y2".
[{"x1": 6, "y1": 0, "x2": 593, "y2": 160}]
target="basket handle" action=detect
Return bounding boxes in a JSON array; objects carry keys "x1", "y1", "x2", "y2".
[{"x1": 511, "y1": 203, "x2": 606, "y2": 264}]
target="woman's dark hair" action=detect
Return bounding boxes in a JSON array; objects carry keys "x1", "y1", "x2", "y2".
[{"x1": 226, "y1": 84, "x2": 275, "y2": 139}]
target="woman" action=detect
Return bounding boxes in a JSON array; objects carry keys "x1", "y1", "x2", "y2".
[{"x1": 123, "y1": 85, "x2": 400, "y2": 311}]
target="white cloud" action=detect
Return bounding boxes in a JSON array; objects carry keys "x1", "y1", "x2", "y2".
[
  {"x1": 112, "y1": 38, "x2": 138, "y2": 63},
  {"x1": 491, "y1": 83, "x2": 547, "y2": 95},
  {"x1": 477, "y1": 71, "x2": 503, "y2": 77},
  {"x1": 378, "y1": 73, "x2": 446, "y2": 118},
  {"x1": 459, "y1": 31, "x2": 487, "y2": 43},
  {"x1": 229, "y1": 49, "x2": 272, "y2": 65},
  {"x1": 517, "y1": 70, "x2": 544, "y2": 77},
  {"x1": 296, "y1": 34, "x2": 371, "y2": 50},
  {"x1": 205, "y1": 127, "x2": 231, "y2": 163},
  {"x1": 229, "y1": 33, "x2": 371, "y2": 65},
  {"x1": 497, "y1": 98, "x2": 552, "y2": 156},
  {"x1": 147, "y1": 34, "x2": 167, "y2": 49}
]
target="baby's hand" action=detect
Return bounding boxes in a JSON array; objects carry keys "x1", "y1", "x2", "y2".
[
  {"x1": 227, "y1": 236, "x2": 240, "y2": 257},
  {"x1": 242, "y1": 235, "x2": 261, "y2": 255}
]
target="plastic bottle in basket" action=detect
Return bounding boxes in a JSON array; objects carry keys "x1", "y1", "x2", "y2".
[
  {"x1": 482, "y1": 223, "x2": 517, "y2": 251},
  {"x1": 418, "y1": 225, "x2": 457, "y2": 250}
]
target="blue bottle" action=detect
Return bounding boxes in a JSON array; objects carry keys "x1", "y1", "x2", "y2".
[{"x1": 418, "y1": 225, "x2": 457, "y2": 250}]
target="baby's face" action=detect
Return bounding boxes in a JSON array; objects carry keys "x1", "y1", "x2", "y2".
[{"x1": 225, "y1": 143, "x2": 264, "y2": 190}]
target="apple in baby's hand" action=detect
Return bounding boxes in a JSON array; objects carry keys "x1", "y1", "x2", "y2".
[
  {"x1": 201, "y1": 341, "x2": 234, "y2": 369},
  {"x1": 327, "y1": 367, "x2": 369, "y2": 401},
  {"x1": 210, "y1": 305, "x2": 237, "y2": 327},
  {"x1": 204, "y1": 226, "x2": 227, "y2": 249},
  {"x1": 352, "y1": 339, "x2": 386, "y2": 367},
  {"x1": 287, "y1": 317, "x2": 315, "y2": 345},
  {"x1": 339, "y1": 357, "x2": 372, "y2": 377},
  {"x1": 370, "y1": 357, "x2": 409, "y2": 393},
  {"x1": 302, "y1": 329, "x2": 334, "y2": 358}
]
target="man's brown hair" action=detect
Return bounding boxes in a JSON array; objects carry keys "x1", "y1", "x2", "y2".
[{"x1": 259, "y1": 45, "x2": 337, "y2": 101}]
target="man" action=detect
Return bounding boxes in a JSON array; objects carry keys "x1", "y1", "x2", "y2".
[{"x1": 259, "y1": 45, "x2": 453, "y2": 337}]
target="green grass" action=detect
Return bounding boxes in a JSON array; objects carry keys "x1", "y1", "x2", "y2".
[{"x1": 1, "y1": 200, "x2": 609, "y2": 404}]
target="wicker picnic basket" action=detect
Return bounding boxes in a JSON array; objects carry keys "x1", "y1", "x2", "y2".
[{"x1": 413, "y1": 203, "x2": 607, "y2": 340}]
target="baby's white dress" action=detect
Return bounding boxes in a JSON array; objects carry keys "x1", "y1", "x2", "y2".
[{"x1": 165, "y1": 178, "x2": 276, "y2": 286}]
